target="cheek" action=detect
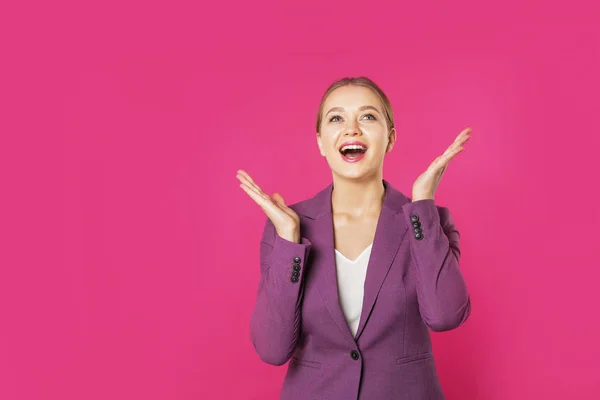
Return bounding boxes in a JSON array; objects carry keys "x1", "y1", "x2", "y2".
[
  {"x1": 365, "y1": 132, "x2": 388, "y2": 149},
  {"x1": 319, "y1": 131, "x2": 341, "y2": 151}
]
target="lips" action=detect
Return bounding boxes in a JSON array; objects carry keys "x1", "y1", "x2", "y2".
[{"x1": 339, "y1": 141, "x2": 368, "y2": 163}]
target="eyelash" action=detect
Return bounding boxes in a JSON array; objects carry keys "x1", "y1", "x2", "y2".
[{"x1": 329, "y1": 114, "x2": 376, "y2": 122}]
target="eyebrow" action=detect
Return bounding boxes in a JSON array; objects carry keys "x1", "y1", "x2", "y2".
[{"x1": 325, "y1": 105, "x2": 381, "y2": 116}]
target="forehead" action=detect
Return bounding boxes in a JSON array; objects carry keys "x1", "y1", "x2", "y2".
[{"x1": 323, "y1": 85, "x2": 382, "y2": 111}]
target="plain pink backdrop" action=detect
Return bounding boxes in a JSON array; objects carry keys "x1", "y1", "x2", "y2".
[{"x1": 1, "y1": 0, "x2": 599, "y2": 399}]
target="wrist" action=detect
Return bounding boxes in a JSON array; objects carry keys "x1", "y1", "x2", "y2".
[
  {"x1": 412, "y1": 197, "x2": 433, "y2": 202},
  {"x1": 277, "y1": 229, "x2": 301, "y2": 244}
]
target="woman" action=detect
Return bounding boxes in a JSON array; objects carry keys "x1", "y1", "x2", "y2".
[{"x1": 237, "y1": 76, "x2": 472, "y2": 400}]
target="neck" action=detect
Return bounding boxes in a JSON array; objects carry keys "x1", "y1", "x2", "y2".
[{"x1": 330, "y1": 173, "x2": 386, "y2": 217}]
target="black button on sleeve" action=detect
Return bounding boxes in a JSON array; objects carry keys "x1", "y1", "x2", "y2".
[
  {"x1": 293, "y1": 256, "x2": 301, "y2": 263},
  {"x1": 415, "y1": 233, "x2": 423, "y2": 240},
  {"x1": 350, "y1": 350, "x2": 360, "y2": 360},
  {"x1": 410, "y1": 214, "x2": 419, "y2": 222},
  {"x1": 291, "y1": 276, "x2": 299, "y2": 283},
  {"x1": 292, "y1": 270, "x2": 300, "y2": 278},
  {"x1": 412, "y1": 221, "x2": 421, "y2": 228},
  {"x1": 293, "y1": 264, "x2": 301, "y2": 271}
]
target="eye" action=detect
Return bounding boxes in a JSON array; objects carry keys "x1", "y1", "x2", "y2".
[
  {"x1": 362, "y1": 114, "x2": 376, "y2": 120},
  {"x1": 329, "y1": 115, "x2": 342, "y2": 122}
]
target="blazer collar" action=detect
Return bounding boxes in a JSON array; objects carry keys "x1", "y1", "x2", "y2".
[{"x1": 296, "y1": 179, "x2": 410, "y2": 220}]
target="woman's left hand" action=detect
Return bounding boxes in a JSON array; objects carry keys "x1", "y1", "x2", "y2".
[{"x1": 411, "y1": 127, "x2": 472, "y2": 201}]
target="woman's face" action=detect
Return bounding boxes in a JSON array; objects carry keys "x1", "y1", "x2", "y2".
[{"x1": 317, "y1": 85, "x2": 396, "y2": 181}]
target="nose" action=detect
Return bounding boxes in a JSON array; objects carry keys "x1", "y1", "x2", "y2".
[{"x1": 344, "y1": 119, "x2": 361, "y2": 136}]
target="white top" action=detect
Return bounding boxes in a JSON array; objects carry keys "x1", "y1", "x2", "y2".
[{"x1": 334, "y1": 244, "x2": 373, "y2": 337}]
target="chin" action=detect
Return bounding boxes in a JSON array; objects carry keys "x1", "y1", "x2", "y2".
[{"x1": 333, "y1": 168, "x2": 375, "y2": 181}]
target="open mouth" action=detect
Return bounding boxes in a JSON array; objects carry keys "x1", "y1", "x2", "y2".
[{"x1": 339, "y1": 142, "x2": 368, "y2": 162}]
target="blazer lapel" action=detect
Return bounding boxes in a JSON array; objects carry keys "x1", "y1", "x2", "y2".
[
  {"x1": 302, "y1": 183, "x2": 357, "y2": 345},
  {"x1": 354, "y1": 181, "x2": 409, "y2": 340}
]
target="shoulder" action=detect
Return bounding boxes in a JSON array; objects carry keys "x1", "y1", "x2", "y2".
[
  {"x1": 288, "y1": 182, "x2": 333, "y2": 220},
  {"x1": 260, "y1": 183, "x2": 331, "y2": 242},
  {"x1": 288, "y1": 197, "x2": 316, "y2": 218}
]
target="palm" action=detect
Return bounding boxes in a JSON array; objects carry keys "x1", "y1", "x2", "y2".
[
  {"x1": 236, "y1": 170, "x2": 300, "y2": 239},
  {"x1": 412, "y1": 127, "x2": 472, "y2": 201}
]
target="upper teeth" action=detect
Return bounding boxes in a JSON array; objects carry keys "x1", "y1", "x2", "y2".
[{"x1": 340, "y1": 144, "x2": 366, "y2": 152}]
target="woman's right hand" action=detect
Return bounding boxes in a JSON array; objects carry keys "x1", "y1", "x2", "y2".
[{"x1": 236, "y1": 169, "x2": 301, "y2": 243}]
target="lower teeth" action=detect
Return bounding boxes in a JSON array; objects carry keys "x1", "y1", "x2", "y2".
[{"x1": 344, "y1": 151, "x2": 362, "y2": 158}]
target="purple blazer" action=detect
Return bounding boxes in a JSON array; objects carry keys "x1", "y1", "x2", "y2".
[{"x1": 250, "y1": 179, "x2": 471, "y2": 399}]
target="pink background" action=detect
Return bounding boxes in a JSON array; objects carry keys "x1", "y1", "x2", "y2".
[{"x1": 1, "y1": 0, "x2": 599, "y2": 399}]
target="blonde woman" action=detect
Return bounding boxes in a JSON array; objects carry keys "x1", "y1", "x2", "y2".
[{"x1": 237, "y1": 76, "x2": 472, "y2": 399}]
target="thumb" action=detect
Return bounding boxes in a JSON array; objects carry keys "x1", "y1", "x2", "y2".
[{"x1": 272, "y1": 192, "x2": 287, "y2": 207}]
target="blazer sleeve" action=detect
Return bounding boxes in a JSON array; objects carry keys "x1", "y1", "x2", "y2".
[
  {"x1": 402, "y1": 199, "x2": 472, "y2": 332},
  {"x1": 249, "y1": 217, "x2": 312, "y2": 365}
]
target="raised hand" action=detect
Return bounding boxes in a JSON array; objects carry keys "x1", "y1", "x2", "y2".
[
  {"x1": 236, "y1": 169, "x2": 301, "y2": 243},
  {"x1": 412, "y1": 127, "x2": 472, "y2": 201}
]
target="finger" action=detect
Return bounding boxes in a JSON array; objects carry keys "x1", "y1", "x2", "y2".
[
  {"x1": 239, "y1": 181, "x2": 275, "y2": 211},
  {"x1": 442, "y1": 133, "x2": 470, "y2": 158},
  {"x1": 238, "y1": 176, "x2": 267, "y2": 201},
  {"x1": 272, "y1": 192, "x2": 290, "y2": 211},
  {"x1": 440, "y1": 146, "x2": 464, "y2": 164},
  {"x1": 442, "y1": 140, "x2": 461, "y2": 157},
  {"x1": 237, "y1": 172, "x2": 297, "y2": 222},
  {"x1": 442, "y1": 144, "x2": 455, "y2": 157},
  {"x1": 444, "y1": 144, "x2": 464, "y2": 159},
  {"x1": 272, "y1": 192, "x2": 287, "y2": 207},
  {"x1": 432, "y1": 146, "x2": 463, "y2": 171},
  {"x1": 456, "y1": 127, "x2": 472, "y2": 141},
  {"x1": 438, "y1": 164, "x2": 448, "y2": 178},
  {"x1": 443, "y1": 130, "x2": 470, "y2": 155},
  {"x1": 239, "y1": 181, "x2": 262, "y2": 204},
  {"x1": 444, "y1": 130, "x2": 471, "y2": 155},
  {"x1": 272, "y1": 193, "x2": 299, "y2": 220},
  {"x1": 236, "y1": 170, "x2": 265, "y2": 195},
  {"x1": 237, "y1": 172, "x2": 269, "y2": 200},
  {"x1": 238, "y1": 170, "x2": 263, "y2": 192},
  {"x1": 240, "y1": 183, "x2": 294, "y2": 225},
  {"x1": 237, "y1": 173, "x2": 292, "y2": 217},
  {"x1": 456, "y1": 132, "x2": 471, "y2": 145}
]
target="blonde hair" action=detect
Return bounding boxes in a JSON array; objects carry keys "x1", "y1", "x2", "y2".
[{"x1": 316, "y1": 76, "x2": 395, "y2": 134}]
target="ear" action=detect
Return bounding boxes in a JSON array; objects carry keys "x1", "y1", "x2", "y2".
[
  {"x1": 386, "y1": 128, "x2": 397, "y2": 153},
  {"x1": 316, "y1": 132, "x2": 326, "y2": 156}
]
